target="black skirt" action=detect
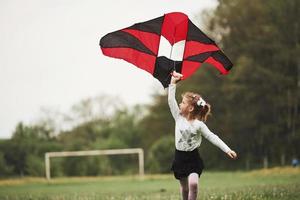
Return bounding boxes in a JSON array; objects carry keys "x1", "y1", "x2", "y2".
[{"x1": 171, "y1": 148, "x2": 204, "y2": 180}]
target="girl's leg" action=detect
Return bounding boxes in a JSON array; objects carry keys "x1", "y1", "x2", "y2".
[
  {"x1": 188, "y1": 173, "x2": 199, "y2": 200},
  {"x1": 179, "y1": 177, "x2": 189, "y2": 200}
]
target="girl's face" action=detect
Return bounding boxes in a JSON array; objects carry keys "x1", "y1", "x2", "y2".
[{"x1": 179, "y1": 96, "x2": 193, "y2": 116}]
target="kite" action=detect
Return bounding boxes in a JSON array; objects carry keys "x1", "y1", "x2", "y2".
[{"x1": 100, "y1": 12, "x2": 233, "y2": 88}]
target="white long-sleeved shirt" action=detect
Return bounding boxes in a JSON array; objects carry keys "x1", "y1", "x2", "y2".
[{"x1": 168, "y1": 84, "x2": 231, "y2": 152}]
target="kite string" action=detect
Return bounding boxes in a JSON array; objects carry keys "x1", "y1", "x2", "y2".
[
  {"x1": 168, "y1": 35, "x2": 176, "y2": 69},
  {"x1": 171, "y1": 27, "x2": 183, "y2": 90},
  {"x1": 171, "y1": 27, "x2": 176, "y2": 72},
  {"x1": 164, "y1": 27, "x2": 179, "y2": 88}
]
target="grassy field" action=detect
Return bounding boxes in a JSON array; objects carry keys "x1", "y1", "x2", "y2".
[{"x1": 0, "y1": 167, "x2": 299, "y2": 200}]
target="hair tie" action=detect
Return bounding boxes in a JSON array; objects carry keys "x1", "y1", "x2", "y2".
[{"x1": 196, "y1": 98, "x2": 206, "y2": 107}]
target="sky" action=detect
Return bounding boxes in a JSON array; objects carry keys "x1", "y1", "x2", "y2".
[{"x1": 0, "y1": 0, "x2": 218, "y2": 139}]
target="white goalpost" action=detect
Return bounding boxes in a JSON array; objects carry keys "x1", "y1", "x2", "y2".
[{"x1": 45, "y1": 148, "x2": 144, "y2": 180}]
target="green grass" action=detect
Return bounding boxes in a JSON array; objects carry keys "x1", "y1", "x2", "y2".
[{"x1": 0, "y1": 167, "x2": 299, "y2": 200}]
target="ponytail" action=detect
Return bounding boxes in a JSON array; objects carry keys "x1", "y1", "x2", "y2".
[{"x1": 199, "y1": 104, "x2": 211, "y2": 122}]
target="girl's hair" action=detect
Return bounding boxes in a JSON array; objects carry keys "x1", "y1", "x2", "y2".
[{"x1": 182, "y1": 92, "x2": 211, "y2": 122}]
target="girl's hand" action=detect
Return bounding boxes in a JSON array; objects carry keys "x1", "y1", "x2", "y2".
[
  {"x1": 171, "y1": 71, "x2": 183, "y2": 84},
  {"x1": 227, "y1": 150, "x2": 237, "y2": 160}
]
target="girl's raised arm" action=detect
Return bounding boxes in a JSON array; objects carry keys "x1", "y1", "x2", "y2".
[
  {"x1": 168, "y1": 84, "x2": 180, "y2": 120},
  {"x1": 167, "y1": 72, "x2": 183, "y2": 120}
]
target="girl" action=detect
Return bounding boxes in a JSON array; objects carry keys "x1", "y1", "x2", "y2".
[{"x1": 168, "y1": 71, "x2": 237, "y2": 200}]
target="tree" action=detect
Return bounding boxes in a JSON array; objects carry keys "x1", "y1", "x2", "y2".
[
  {"x1": 207, "y1": 0, "x2": 300, "y2": 167},
  {"x1": 2, "y1": 122, "x2": 62, "y2": 176}
]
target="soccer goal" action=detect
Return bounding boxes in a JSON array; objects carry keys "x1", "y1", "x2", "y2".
[{"x1": 45, "y1": 148, "x2": 144, "y2": 180}]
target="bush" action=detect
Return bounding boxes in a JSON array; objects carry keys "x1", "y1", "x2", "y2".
[
  {"x1": 147, "y1": 136, "x2": 174, "y2": 173},
  {"x1": 25, "y1": 155, "x2": 45, "y2": 176},
  {"x1": 0, "y1": 152, "x2": 13, "y2": 177}
]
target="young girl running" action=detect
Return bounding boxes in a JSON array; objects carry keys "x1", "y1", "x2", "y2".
[{"x1": 168, "y1": 71, "x2": 237, "y2": 200}]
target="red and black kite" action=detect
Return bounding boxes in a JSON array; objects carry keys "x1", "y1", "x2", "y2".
[{"x1": 100, "y1": 12, "x2": 233, "y2": 88}]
